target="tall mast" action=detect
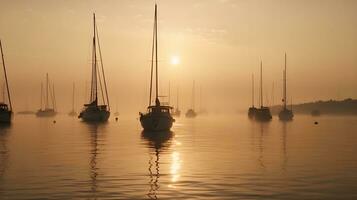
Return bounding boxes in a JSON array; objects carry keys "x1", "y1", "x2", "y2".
[
  {"x1": 46, "y1": 73, "x2": 49, "y2": 109},
  {"x1": 72, "y1": 82, "x2": 75, "y2": 111},
  {"x1": 148, "y1": 5, "x2": 156, "y2": 106},
  {"x1": 0, "y1": 40, "x2": 12, "y2": 111},
  {"x1": 40, "y1": 82, "x2": 43, "y2": 110},
  {"x1": 260, "y1": 61, "x2": 263, "y2": 108},
  {"x1": 283, "y1": 53, "x2": 287, "y2": 109},
  {"x1": 93, "y1": 13, "x2": 97, "y2": 103},
  {"x1": 155, "y1": 4, "x2": 159, "y2": 102},
  {"x1": 251, "y1": 74, "x2": 254, "y2": 107}
]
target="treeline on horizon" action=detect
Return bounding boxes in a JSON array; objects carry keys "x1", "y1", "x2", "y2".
[{"x1": 271, "y1": 98, "x2": 357, "y2": 115}]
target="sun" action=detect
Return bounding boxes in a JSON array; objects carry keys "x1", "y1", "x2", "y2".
[{"x1": 170, "y1": 55, "x2": 180, "y2": 65}]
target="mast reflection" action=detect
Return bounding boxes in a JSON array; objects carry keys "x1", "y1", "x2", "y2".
[
  {"x1": 281, "y1": 122, "x2": 288, "y2": 171},
  {"x1": 0, "y1": 124, "x2": 10, "y2": 181},
  {"x1": 85, "y1": 122, "x2": 107, "y2": 200},
  {"x1": 141, "y1": 131, "x2": 173, "y2": 200}
]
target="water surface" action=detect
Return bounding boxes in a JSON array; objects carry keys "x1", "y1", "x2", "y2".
[{"x1": 0, "y1": 114, "x2": 356, "y2": 199}]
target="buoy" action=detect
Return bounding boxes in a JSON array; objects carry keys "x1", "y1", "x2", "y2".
[
  {"x1": 314, "y1": 121, "x2": 318, "y2": 125},
  {"x1": 53, "y1": 120, "x2": 56, "y2": 124},
  {"x1": 115, "y1": 117, "x2": 118, "y2": 122}
]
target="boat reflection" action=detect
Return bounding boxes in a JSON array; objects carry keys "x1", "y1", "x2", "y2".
[
  {"x1": 281, "y1": 122, "x2": 288, "y2": 171},
  {"x1": 0, "y1": 124, "x2": 10, "y2": 180},
  {"x1": 85, "y1": 123, "x2": 107, "y2": 200},
  {"x1": 141, "y1": 131, "x2": 173, "y2": 199}
]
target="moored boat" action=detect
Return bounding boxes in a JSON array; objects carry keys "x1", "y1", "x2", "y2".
[
  {"x1": 279, "y1": 53, "x2": 294, "y2": 121},
  {"x1": 0, "y1": 39, "x2": 13, "y2": 123},
  {"x1": 36, "y1": 73, "x2": 57, "y2": 117},
  {"x1": 255, "y1": 61, "x2": 272, "y2": 121},
  {"x1": 139, "y1": 4, "x2": 175, "y2": 132},
  {"x1": 79, "y1": 13, "x2": 110, "y2": 122}
]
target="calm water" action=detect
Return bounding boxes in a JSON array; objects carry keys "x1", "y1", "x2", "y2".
[{"x1": 0, "y1": 114, "x2": 357, "y2": 199}]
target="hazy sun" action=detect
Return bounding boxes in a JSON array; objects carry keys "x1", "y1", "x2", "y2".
[{"x1": 170, "y1": 55, "x2": 180, "y2": 65}]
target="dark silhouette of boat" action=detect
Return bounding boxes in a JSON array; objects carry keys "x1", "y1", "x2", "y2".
[
  {"x1": 0, "y1": 40, "x2": 13, "y2": 123},
  {"x1": 79, "y1": 13, "x2": 110, "y2": 122},
  {"x1": 36, "y1": 73, "x2": 57, "y2": 117},
  {"x1": 311, "y1": 109, "x2": 321, "y2": 116},
  {"x1": 139, "y1": 4, "x2": 175, "y2": 132},
  {"x1": 172, "y1": 87, "x2": 181, "y2": 117},
  {"x1": 248, "y1": 74, "x2": 257, "y2": 118},
  {"x1": 279, "y1": 53, "x2": 294, "y2": 121},
  {"x1": 186, "y1": 81, "x2": 197, "y2": 118},
  {"x1": 68, "y1": 82, "x2": 77, "y2": 116},
  {"x1": 255, "y1": 61, "x2": 272, "y2": 121},
  {"x1": 17, "y1": 111, "x2": 35, "y2": 115}
]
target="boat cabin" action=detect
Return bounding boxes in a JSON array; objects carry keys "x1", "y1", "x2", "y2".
[
  {"x1": 147, "y1": 105, "x2": 172, "y2": 114},
  {"x1": 0, "y1": 103, "x2": 9, "y2": 111}
]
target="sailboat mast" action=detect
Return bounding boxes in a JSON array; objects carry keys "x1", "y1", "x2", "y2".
[
  {"x1": 72, "y1": 82, "x2": 75, "y2": 111},
  {"x1": 252, "y1": 74, "x2": 254, "y2": 107},
  {"x1": 40, "y1": 82, "x2": 43, "y2": 110},
  {"x1": 148, "y1": 6, "x2": 156, "y2": 106},
  {"x1": 283, "y1": 53, "x2": 287, "y2": 109},
  {"x1": 155, "y1": 4, "x2": 159, "y2": 101},
  {"x1": 0, "y1": 40, "x2": 12, "y2": 111},
  {"x1": 46, "y1": 73, "x2": 49, "y2": 109},
  {"x1": 93, "y1": 13, "x2": 98, "y2": 103},
  {"x1": 260, "y1": 61, "x2": 263, "y2": 108}
]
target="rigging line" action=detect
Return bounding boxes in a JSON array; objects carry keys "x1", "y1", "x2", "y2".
[
  {"x1": 48, "y1": 78, "x2": 55, "y2": 109},
  {"x1": 90, "y1": 33, "x2": 95, "y2": 102},
  {"x1": 155, "y1": 4, "x2": 159, "y2": 101},
  {"x1": 0, "y1": 40, "x2": 12, "y2": 111},
  {"x1": 96, "y1": 61, "x2": 106, "y2": 106},
  {"x1": 95, "y1": 23, "x2": 110, "y2": 109},
  {"x1": 149, "y1": 8, "x2": 156, "y2": 106}
]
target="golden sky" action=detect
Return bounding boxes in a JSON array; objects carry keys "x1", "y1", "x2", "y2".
[{"x1": 0, "y1": 0, "x2": 356, "y2": 114}]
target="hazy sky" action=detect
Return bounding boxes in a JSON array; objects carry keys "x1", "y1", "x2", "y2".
[{"x1": 0, "y1": 0, "x2": 356, "y2": 114}]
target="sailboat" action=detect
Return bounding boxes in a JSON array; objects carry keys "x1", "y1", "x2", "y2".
[
  {"x1": 36, "y1": 73, "x2": 57, "y2": 117},
  {"x1": 185, "y1": 80, "x2": 197, "y2": 118},
  {"x1": 171, "y1": 87, "x2": 181, "y2": 117},
  {"x1": 0, "y1": 40, "x2": 13, "y2": 123},
  {"x1": 279, "y1": 53, "x2": 294, "y2": 121},
  {"x1": 78, "y1": 13, "x2": 110, "y2": 122},
  {"x1": 255, "y1": 61, "x2": 272, "y2": 121},
  {"x1": 139, "y1": 4, "x2": 175, "y2": 132},
  {"x1": 248, "y1": 74, "x2": 257, "y2": 118},
  {"x1": 68, "y1": 82, "x2": 77, "y2": 116}
]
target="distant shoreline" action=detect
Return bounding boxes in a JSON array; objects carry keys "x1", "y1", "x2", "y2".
[{"x1": 270, "y1": 98, "x2": 357, "y2": 116}]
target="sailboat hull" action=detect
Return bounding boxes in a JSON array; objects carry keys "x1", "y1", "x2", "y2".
[
  {"x1": 36, "y1": 109, "x2": 57, "y2": 117},
  {"x1": 279, "y1": 109, "x2": 294, "y2": 121},
  {"x1": 79, "y1": 108, "x2": 110, "y2": 122},
  {"x1": 255, "y1": 107, "x2": 272, "y2": 121},
  {"x1": 185, "y1": 109, "x2": 197, "y2": 118},
  {"x1": 140, "y1": 113, "x2": 174, "y2": 132},
  {"x1": 248, "y1": 107, "x2": 257, "y2": 119},
  {"x1": 0, "y1": 111, "x2": 12, "y2": 123}
]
